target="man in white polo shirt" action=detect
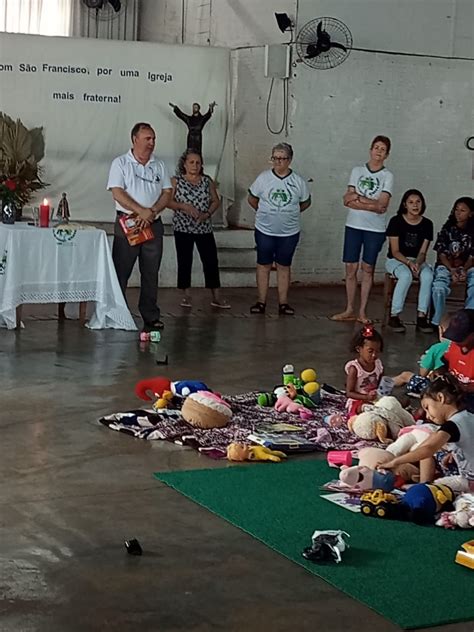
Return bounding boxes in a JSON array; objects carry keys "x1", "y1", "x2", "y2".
[{"x1": 107, "y1": 122, "x2": 172, "y2": 331}]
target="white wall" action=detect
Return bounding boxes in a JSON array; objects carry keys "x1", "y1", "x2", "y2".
[{"x1": 139, "y1": 0, "x2": 474, "y2": 282}]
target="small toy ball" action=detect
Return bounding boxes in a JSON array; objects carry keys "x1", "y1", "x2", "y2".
[
  {"x1": 303, "y1": 381, "x2": 320, "y2": 396},
  {"x1": 181, "y1": 391, "x2": 232, "y2": 429},
  {"x1": 301, "y1": 368, "x2": 317, "y2": 383}
]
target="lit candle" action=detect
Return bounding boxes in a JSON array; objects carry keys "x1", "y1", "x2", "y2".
[{"x1": 39, "y1": 198, "x2": 50, "y2": 227}]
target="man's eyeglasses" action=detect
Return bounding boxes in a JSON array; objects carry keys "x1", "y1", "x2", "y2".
[
  {"x1": 270, "y1": 156, "x2": 290, "y2": 162},
  {"x1": 134, "y1": 170, "x2": 161, "y2": 184}
]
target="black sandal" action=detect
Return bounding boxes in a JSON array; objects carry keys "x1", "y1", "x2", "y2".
[
  {"x1": 279, "y1": 303, "x2": 295, "y2": 316},
  {"x1": 250, "y1": 301, "x2": 266, "y2": 314}
]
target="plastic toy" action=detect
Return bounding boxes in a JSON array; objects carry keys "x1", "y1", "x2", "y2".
[
  {"x1": 360, "y1": 489, "x2": 401, "y2": 518},
  {"x1": 361, "y1": 483, "x2": 455, "y2": 525},
  {"x1": 455, "y1": 540, "x2": 474, "y2": 569},
  {"x1": 327, "y1": 450, "x2": 352, "y2": 468},
  {"x1": 226, "y1": 442, "x2": 287, "y2": 462},
  {"x1": 302, "y1": 530, "x2": 350, "y2": 564}
]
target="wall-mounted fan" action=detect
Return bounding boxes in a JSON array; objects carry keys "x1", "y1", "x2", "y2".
[
  {"x1": 82, "y1": 0, "x2": 124, "y2": 19},
  {"x1": 296, "y1": 17, "x2": 352, "y2": 69}
]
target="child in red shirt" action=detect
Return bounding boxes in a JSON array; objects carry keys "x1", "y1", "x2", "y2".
[{"x1": 442, "y1": 309, "x2": 474, "y2": 411}]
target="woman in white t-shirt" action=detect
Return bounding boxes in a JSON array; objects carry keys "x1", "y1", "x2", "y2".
[
  {"x1": 331, "y1": 136, "x2": 393, "y2": 325},
  {"x1": 247, "y1": 143, "x2": 311, "y2": 315}
]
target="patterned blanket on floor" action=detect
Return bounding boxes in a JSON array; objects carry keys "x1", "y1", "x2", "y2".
[{"x1": 99, "y1": 391, "x2": 381, "y2": 458}]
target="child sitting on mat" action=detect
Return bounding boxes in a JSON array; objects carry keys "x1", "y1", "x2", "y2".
[
  {"x1": 392, "y1": 314, "x2": 451, "y2": 397},
  {"x1": 345, "y1": 325, "x2": 384, "y2": 417},
  {"x1": 378, "y1": 374, "x2": 474, "y2": 493}
]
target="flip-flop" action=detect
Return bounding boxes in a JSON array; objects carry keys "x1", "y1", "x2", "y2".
[
  {"x1": 330, "y1": 313, "x2": 357, "y2": 322},
  {"x1": 357, "y1": 317, "x2": 373, "y2": 325},
  {"x1": 180, "y1": 298, "x2": 192, "y2": 308}
]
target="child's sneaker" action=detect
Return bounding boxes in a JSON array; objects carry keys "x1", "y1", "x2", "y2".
[{"x1": 406, "y1": 375, "x2": 430, "y2": 398}]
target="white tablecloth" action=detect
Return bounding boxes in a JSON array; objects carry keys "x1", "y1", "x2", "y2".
[{"x1": 0, "y1": 224, "x2": 137, "y2": 330}]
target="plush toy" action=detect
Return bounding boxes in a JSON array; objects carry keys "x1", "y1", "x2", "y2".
[
  {"x1": 361, "y1": 483, "x2": 455, "y2": 525},
  {"x1": 171, "y1": 380, "x2": 210, "y2": 397},
  {"x1": 135, "y1": 376, "x2": 172, "y2": 401},
  {"x1": 152, "y1": 390, "x2": 174, "y2": 411},
  {"x1": 436, "y1": 493, "x2": 474, "y2": 529},
  {"x1": 259, "y1": 365, "x2": 321, "y2": 409},
  {"x1": 348, "y1": 396, "x2": 414, "y2": 443},
  {"x1": 274, "y1": 395, "x2": 313, "y2": 420},
  {"x1": 181, "y1": 391, "x2": 232, "y2": 428},
  {"x1": 226, "y1": 442, "x2": 287, "y2": 462},
  {"x1": 339, "y1": 425, "x2": 436, "y2": 491},
  {"x1": 339, "y1": 446, "x2": 420, "y2": 491}
]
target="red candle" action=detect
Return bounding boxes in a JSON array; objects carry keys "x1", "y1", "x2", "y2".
[{"x1": 39, "y1": 198, "x2": 50, "y2": 227}]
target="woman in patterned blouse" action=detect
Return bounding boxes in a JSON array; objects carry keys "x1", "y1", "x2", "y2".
[
  {"x1": 431, "y1": 196, "x2": 474, "y2": 326},
  {"x1": 168, "y1": 149, "x2": 230, "y2": 309}
]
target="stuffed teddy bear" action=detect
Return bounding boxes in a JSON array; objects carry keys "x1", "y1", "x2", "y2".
[
  {"x1": 348, "y1": 396, "x2": 414, "y2": 443},
  {"x1": 436, "y1": 493, "x2": 474, "y2": 529},
  {"x1": 226, "y1": 442, "x2": 287, "y2": 462}
]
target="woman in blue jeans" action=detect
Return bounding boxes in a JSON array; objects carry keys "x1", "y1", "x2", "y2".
[
  {"x1": 432, "y1": 196, "x2": 474, "y2": 326},
  {"x1": 385, "y1": 189, "x2": 434, "y2": 333}
]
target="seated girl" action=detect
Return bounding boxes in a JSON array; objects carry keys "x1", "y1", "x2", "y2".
[
  {"x1": 345, "y1": 325, "x2": 384, "y2": 417},
  {"x1": 378, "y1": 374, "x2": 474, "y2": 494},
  {"x1": 386, "y1": 189, "x2": 434, "y2": 333},
  {"x1": 431, "y1": 196, "x2": 474, "y2": 326}
]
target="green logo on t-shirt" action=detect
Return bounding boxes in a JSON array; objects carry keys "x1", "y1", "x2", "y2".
[
  {"x1": 270, "y1": 187, "x2": 291, "y2": 208},
  {"x1": 358, "y1": 175, "x2": 380, "y2": 196}
]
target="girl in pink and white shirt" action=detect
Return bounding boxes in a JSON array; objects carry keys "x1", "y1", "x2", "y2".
[{"x1": 345, "y1": 325, "x2": 384, "y2": 417}]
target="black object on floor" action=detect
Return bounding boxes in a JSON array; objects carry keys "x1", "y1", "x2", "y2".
[
  {"x1": 156, "y1": 354, "x2": 169, "y2": 365},
  {"x1": 124, "y1": 538, "x2": 143, "y2": 555}
]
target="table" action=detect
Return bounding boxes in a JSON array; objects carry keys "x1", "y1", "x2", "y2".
[{"x1": 0, "y1": 224, "x2": 137, "y2": 331}]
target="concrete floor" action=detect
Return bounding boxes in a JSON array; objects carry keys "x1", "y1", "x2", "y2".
[{"x1": 1, "y1": 286, "x2": 471, "y2": 632}]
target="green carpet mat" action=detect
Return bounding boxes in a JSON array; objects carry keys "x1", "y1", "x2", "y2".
[{"x1": 155, "y1": 460, "x2": 474, "y2": 629}]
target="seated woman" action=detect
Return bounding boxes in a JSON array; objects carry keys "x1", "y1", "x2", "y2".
[
  {"x1": 168, "y1": 149, "x2": 229, "y2": 309},
  {"x1": 248, "y1": 143, "x2": 311, "y2": 316},
  {"x1": 385, "y1": 189, "x2": 434, "y2": 333},
  {"x1": 431, "y1": 196, "x2": 474, "y2": 326}
]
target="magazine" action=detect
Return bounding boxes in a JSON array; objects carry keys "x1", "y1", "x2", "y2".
[
  {"x1": 321, "y1": 480, "x2": 365, "y2": 495},
  {"x1": 321, "y1": 492, "x2": 363, "y2": 513},
  {"x1": 119, "y1": 215, "x2": 154, "y2": 246},
  {"x1": 257, "y1": 423, "x2": 301, "y2": 433},
  {"x1": 247, "y1": 431, "x2": 317, "y2": 453}
]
